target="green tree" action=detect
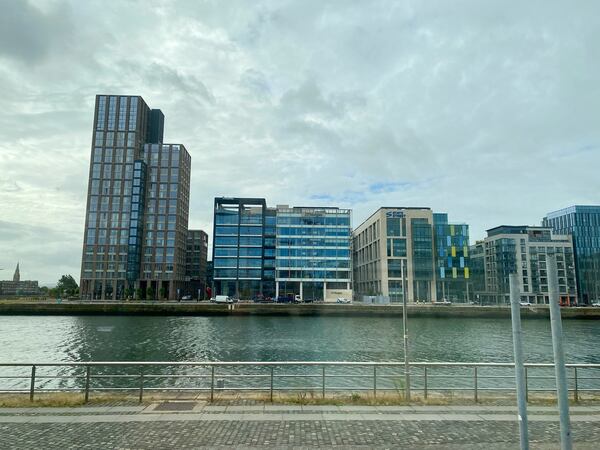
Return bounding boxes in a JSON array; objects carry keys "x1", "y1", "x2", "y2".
[
  {"x1": 135, "y1": 288, "x2": 142, "y2": 301},
  {"x1": 146, "y1": 286, "x2": 155, "y2": 301},
  {"x1": 159, "y1": 287, "x2": 167, "y2": 300},
  {"x1": 56, "y1": 275, "x2": 79, "y2": 297}
]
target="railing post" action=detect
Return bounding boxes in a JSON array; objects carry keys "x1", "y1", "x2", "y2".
[
  {"x1": 525, "y1": 367, "x2": 529, "y2": 403},
  {"x1": 84, "y1": 366, "x2": 91, "y2": 403},
  {"x1": 574, "y1": 367, "x2": 579, "y2": 403},
  {"x1": 138, "y1": 368, "x2": 144, "y2": 403},
  {"x1": 424, "y1": 367, "x2": 428, "y2": 399},
  {"x1": 474, "y1": 367, "x2": 478, "y2": 402},
  {"x1": 322, "y1": 366, "x2": 326, "y2": 399},
  {"x1": 373, "y1": 365, "x2": 377, "y2": 399},
  {"x1": 270, "y1": 366, "x2": 274, "y2": 402},
  {"x1": 210, "y1": 366, "x2": 215, "y2": 402},
  {"x1": 29, "y1": 365, "x2": 36, "y2": 402}
]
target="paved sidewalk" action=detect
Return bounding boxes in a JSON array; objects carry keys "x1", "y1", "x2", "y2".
[{"x1": 0, "y1": 403, "x2": 598, "y2": 449}]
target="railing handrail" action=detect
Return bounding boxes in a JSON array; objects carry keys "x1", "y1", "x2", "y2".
[{"x1": 0, "y1": 361, "x2": 599, "y2": 368}]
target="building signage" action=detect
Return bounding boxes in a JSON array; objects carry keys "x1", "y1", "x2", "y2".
[{"x1": 386, "y1": 211, "x2": 404, "y2": 218}]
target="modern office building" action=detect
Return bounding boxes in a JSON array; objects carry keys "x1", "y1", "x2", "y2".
[
  {"x1": 543, "y1": 205, "x2": 600, "y2": 304},
  {"x1": 353, "y1": 207, "x2": 438, "y2": 303},
  {"x1": 211, "y1": 198, "x2": 351, "y2": 301},
  {"x1": 0, "y1": 263, "x2": 40, "y2": 297},
  {"x1": 80, "y1": 95, "x2": 191, "y2": 300},
  {"x1": 212, "y1": 198, "x2": 275, "y2": 299},
  {"x1": 471, "y1": 225, "x2": 577, "y2": 305},
  {"x1": 185, "y1": 229, "x2": 209, "y2": 299},
  {"x1": 433, "y1": 213, "x2": 471, "y2": 302},
  {"x1": 275, "y1": 205, "x2": 352, "y2": 302}
]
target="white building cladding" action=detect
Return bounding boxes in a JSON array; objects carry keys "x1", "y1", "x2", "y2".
[{"x1": 275, "y1": 206, "x2": 352, "y2": 302}]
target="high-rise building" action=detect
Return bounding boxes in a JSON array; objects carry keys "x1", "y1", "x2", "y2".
[
  {"x1": 543, "y1": 206, "x2": 600, "y2": 304},
  {"x1": 433, "y1": 213, "x2": 471, "y2": 302},
  {"x1": 470, "y1": 225, "x2": 577, "y2": 305},
  {"x1": 185, "y1": 229, "x2": 209, "y2": 299},
  {"x1": 80, "y1": 95, "x2": 191, "y2": 300},
  {"x1": 275, "y1": 205, "x2": 352, "y2": 302},
  {"x1": 353, "y1": 207, "x2": 437, "y2": 302},
  {"x1": 211, "y1": 198, "x2": 351, "y2": 301}
]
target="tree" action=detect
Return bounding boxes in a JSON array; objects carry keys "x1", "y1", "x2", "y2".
[
  {"x1": 56, "y1": 275, "x2": 79, "y2": 297},
  {"x1": 124, "y1": 287, "x2": 132, "y2": 300},
  {"x1": 146, "y1": 286, "x2": 155, "y2": 301},
  {"x1": 135, "y1": 288, "x2": 142, "y2": 301},
  {"x1": 159, "y1": 286, "x2": 167, "y2": 300}
]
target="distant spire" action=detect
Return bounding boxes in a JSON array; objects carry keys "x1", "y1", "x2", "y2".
[{"x1": 13, "y1": 262, "x2": 20, "y2": 282}]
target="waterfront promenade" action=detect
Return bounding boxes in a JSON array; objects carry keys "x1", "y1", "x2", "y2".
[{"x1": 1, "y1": 402, "x2": 599, "y2": 449}]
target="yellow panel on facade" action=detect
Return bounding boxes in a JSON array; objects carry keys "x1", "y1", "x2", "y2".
[
  {"x1": 464, "y1": 267, "x2": 470, "y2": 279},
  {"x1": 452, "y1": 267, "x2": 457, "y2": 278},
  {"x1": 450, "y1": 224, "x2": 455, "y2": 235},
  {"x1": 451, "y1": 246, "x2": 456, "y2": 257}
]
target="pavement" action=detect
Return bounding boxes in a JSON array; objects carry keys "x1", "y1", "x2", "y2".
[{"x1": 1, "y1": 403, "x2": 599, "y2": 449}]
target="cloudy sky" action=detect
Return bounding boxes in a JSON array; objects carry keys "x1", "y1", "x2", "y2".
[{"x1": 1, "y1": 0, "x2": 599, "y2": 285}]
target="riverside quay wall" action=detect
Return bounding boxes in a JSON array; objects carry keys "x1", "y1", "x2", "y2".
[{"x1": 1, "y1": 301, "x2": 600, "y2": 319}]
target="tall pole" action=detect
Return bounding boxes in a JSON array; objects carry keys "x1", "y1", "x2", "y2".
[
  {"x1": 402, "y1": 261, "x2": 410, "y2": 400},
  {"x1": 509, "y1": 273, "x2": 529, "y2": 450},
  {"x1": 547, "y1": 253, "x2": 572, "y2": 450},
  {"x1": 403, "y1": 289, "x2": 410, "y2": 401}
]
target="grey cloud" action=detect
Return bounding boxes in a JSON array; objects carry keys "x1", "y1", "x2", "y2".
[{"x1": 0, "y1": 0, "x2": 72, "y2": 64}]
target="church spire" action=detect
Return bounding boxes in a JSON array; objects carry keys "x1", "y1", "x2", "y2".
[{"x1": 13, "y1": 263, "x2": 20, "y2": 282}]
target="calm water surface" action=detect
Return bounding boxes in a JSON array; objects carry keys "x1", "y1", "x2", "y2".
[{"x1": 1, "y1": 315, "x2": 599, "y2": 391}]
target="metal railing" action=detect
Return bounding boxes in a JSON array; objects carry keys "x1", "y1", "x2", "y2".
[{"x1": 0, "y1": 361, "x2": 599, "y2": 403}]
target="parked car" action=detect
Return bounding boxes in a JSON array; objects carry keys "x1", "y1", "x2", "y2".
[
  {"x1": 294, "y1": 295, "x2": 302, "y2": 303},
  {"x1": 591, "y1": 302, "x2": 600, "y2": 307},
  {"x1": 180, "y1": 295, "x2": 192, "y2": 301},
  {"x1": 432, "y1": 299, "x2": 452, "y2": 305},
  {"x1": 520, "y1": 302, "x2": 533, "y2": 307},
  {"x1": 336, "y1": 297, "x2": 351, "y2": 304}
]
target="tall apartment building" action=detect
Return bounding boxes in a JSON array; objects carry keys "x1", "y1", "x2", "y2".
[
  {"x1": 353, "y1": 207, "x2": 437, "y2": 302},
  {"x1": 433, "y1": 213, "x2": 470, "y2": 301},
  {"x1": 185, "y1": 229, "x2": 209, "y2": 299},
  {"x1": 275, "y1": 205, "x2": 352, "y2": 301},
  {"x1": 211, "y1": 198, "x2": 351, "y2": 301},
  {"x1": 470, "y1": 226, "x2": 577, "y2": 305},
  {"x1": 543, "y1": 206, "x2": 600, "y2": 304},
  {"x1": 80, "y1": 95, "x2": 191, "y2": 300}
]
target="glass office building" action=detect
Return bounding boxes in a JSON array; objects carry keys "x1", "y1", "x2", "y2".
[
  {"x1": 212, "y1": 198, "x2": 275, "y2": 299},
  {"x1": 543, "y1": 205, "x2": 600, "y2": 304},
  {"x1": 433, "y1": 213, "x2": 470, "y2": 302},
  {"x1": 275, "y1": 206, "x2": 352, "y2": 301},
  {"x1": 80, "y1": 95, "x2": 191, "y2": 300},
  {"x1": 211, "y1": 199, "x2": 351, "y2": 301}
]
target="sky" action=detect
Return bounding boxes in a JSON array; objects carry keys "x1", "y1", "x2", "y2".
[{"x1": 1, "y1": 0, "x2": 599, "y2": 286}]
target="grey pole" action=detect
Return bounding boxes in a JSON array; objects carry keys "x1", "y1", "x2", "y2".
[
  {"x1": 509, "y1": 273, "x2": 529, "y2": 450},
  {"x1": 402, "y1": 262, "x2": 410, "y2": 401},
  {"x1": 547, "y1": 254, "x2": 572, "y2": 450}
]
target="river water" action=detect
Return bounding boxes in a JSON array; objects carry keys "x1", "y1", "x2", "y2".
[{"x1": 1, "y1": 315, "x2": 599, "y2": 392}]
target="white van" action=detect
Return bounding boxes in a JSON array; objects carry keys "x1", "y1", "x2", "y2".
[{"x1": 213, "y1": 295, "x2": 233, "y2": 304}]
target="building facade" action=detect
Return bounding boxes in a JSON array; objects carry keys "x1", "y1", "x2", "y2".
[
  {"x1": 212, "y1": 198, "x2": 275, "y2": 299},
  {"x1": 80, "y1": 95, "x2": 191, "y2": 300},
  {"x1": 185, "y1": 229, "x2": 209, "y2": 299},
  {"x1": 275, "y1": 205, "x2": 352, "y2": 302},
  {"x1": 433, "y1": 213, "x2": 471, "y2": 302},
  {"x1": 543, "y1": 205, "x2": 600, "y2": 304},
  {"x1": 471, "y1": 226, "x2": 577, "y2": 305},
  {"x1": 211, "y1": 198, "x2": 351, "y2": 301},
  {"x1": 353, "y1": 208, "x2": 438, "y2": 303},
  {"x1": 0, "y1": 263, "x2": 40, "y2": 297}
]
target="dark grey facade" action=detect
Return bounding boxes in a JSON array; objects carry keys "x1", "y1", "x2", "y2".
[
  {"x1": 80, "y1": 95, "x2": 191, "y2": 300},
  {"x1": 185, "y1": 229, "x2": 209, "y2": 299}
]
